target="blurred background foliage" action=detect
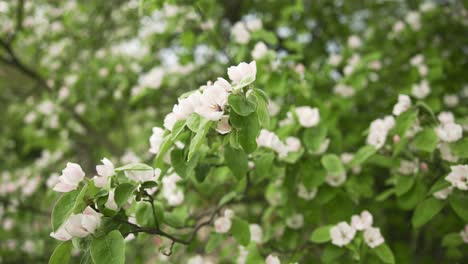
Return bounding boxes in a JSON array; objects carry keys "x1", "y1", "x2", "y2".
[{"x1": 0, "y1": 0, "x2": 467, "y2": 263}]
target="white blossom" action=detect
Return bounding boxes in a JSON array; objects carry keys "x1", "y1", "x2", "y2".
[
  {"x1": 333, "y1": 84, "x2": 355, "y2": 97},
  {"x1": 265, "y1": 255, "x2": 281, "y2": 264},
  {"x1": 405, "y1": 11, "x2": 421, "y2": 30},
  {"x1": 411, "y1": 80, "x2": 431, "y2": 99},
  {"x1": 433, "y1": 186, "x2": 453, "y2": 200},
  {"x1": 195, "y1": 82, "x2": 229, "y2": 121},
  {"x1": 438, "y1": 112, "x2": 455, "y2": 125},
  {"x1": 392, "y1": 94, "x2": 412, "y2": 116},
  {"x1": 51, "y1": 206, "x2": 102, "y2": 241},
  {"x1": 445, "y1": 165, "x2": 468, "y2": 191},
  {"x1": 162, "y1": 173, "x2": 184, "y2": 206},
  {"x1": 286, "y1": 213, "x2": 304, "y2": 229},
  {"x1": 105, "y1": 190, "x2": 118, "y2": 210},
  {"x1": 438, "y1": 143, "x2": 459, "y2": 163},
  {"x1": 149, "y1": 127, "x2": 165, "y2": 154},
  {"x1": 256, "y1": 129, "x2": 287, "y2": 156},
  {"x1": 252, "y1": 42, "x2": 268, "y2": 60},
  {"x1": 325, "y1": 171, "x2": 347, "y2": 187},
  {"x1": 227, "y1": 61, "x2": 257, "y2": 90},
  {"x1": 460, "y1": 225, "x2": 468, "y2": 243},
  {"x1": 285, "y1": 137, "x2": 301, "y2": 153},
  {"x1": 214, "y1": 216, "x2": 232, "y2": 233},
  {"x1": 364, "y1": 227, "x2": 385, "y2": 248},
  {"x1": 366, "y1": 116, "x2": 395, "y2": 149},
  {"x1": 351, "y1": 211, "x2": 373, "y2": 231},
  {"x1": 249, "y1": 224, "x2": 263, "y2": 243},
  {"x1": 93, "y1": 158, "x2": 114, "y2": 188},
  {"x1": 348, "y1": 35, "x2": 362, "y2": 49},
  {"x1": 435, "y1": 123, "x2": 462, "y2": 143},
  {"x1": 443, "y1": 94, "x2": 459, "y2": 108},
  {"x1": 330, "y1": 222, "x2": 356, "y2": 247},
  {"x1": 295, "y1": 106, "x2": 320, "y2": 127},
  {"x1": 328, "y1": 53, "x2": 342, "y2": 66},
  {"x1": 216, "y1": 115, "x2": 232, "y2": 134},
  {"x1": 53, "y1": 163, "x2": 85, "y2": 192},
  {"x1": 231, "y1": 21, "x2": 250, "y2": 44},
  {"x1": 297, "y1": 184, "x2": 317, "y2": 200}
]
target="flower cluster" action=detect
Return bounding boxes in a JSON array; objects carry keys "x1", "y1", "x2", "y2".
[{"x1": 330, "y1": 210, "x2": 385, "y2": 248}]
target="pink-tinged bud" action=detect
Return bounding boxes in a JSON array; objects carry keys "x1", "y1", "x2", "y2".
[
  {"x1": 295, "y1": 63, "x2": 305, "y2": 74},
  {"x1": 420, "y1": 162, "x2": 428, "y2": 172},
  {"x1": 393, "y1": 135, "x2": 400, "y2": 144},
  {"x1": 153, "y1": 236, "x2": 163, "y2": 246}
]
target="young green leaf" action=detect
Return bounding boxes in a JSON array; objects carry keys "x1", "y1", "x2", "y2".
[
  {"x1": 411, "y1": 197, "x2": 445, "y2": 228},
  {"x1": 114, "y1": 183, "x2": 136, "y2": 207},
  {"x1": 49, "y1": 241, "x2": 73, "y2": 264},
  {"x1": 310, "y1": 225, "x2": 332, "y2": 243},
  {"x1": 412, "y1": 128, "x2": 438, "y2": 152},
  {"x1": 231, "y1": 217, "x2": 251, "y2": 246},
  {"x1": 373, "y1": 243, "x2": 395, "y2": 264},
  {"x1": 52, "y1": 190, "x2": 80, "y2": 231},
  {"x1": 90, "y1": 230, "x2": 125, "y2": 264},
  {"x1": 228, "y1": 94, "x2": 257, "y2": 116},
  {"x1": 188, "y1": 118, "x2": 213, "y2": 161},
  {"x1": 224, "y1": 144, "x2": 248, "y2": 180}
]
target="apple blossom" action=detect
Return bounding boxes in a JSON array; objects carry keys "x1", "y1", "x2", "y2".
[
  {"x1": 252, "y1": 42, "x2": 268, "y2": 60},
  {"x1": 295, "y1": 106, "x2": 320, "y2": 127},
  {"x1": 93, "y1": 158, "x2": 114, "y2": 188},
  {"x1": 364, "y1": 227, "x2": 385, "y2": 248},
  {"x1": 215, "y1": 115, "x2": 232, "y2": 134},
  {"x1": 351, "y1": 211, "x2": 373, "y2": 231},
  {"x1": 435, "y1": 123, "x2": 462, "y2": 143},
  {"x1": 445, "y1": 165, "x2": 468, "y2": 191},
  {"x1": 195, "y1": 83, "x2": 229, "y2": 121},
  {"x1": 392, "y1": 94, "x2": 411, "y2": 116},
  {"x1": 330, "y1": 222, "x2": 356, "y2": 247},
  {"x1": 411, "y1": 80, "x2": 431, "y2": 99},
  {"x1": 53, "y1": 162, "x2": 85, "y2": 192},
  {"x1": 433, "y1": 186, "x2": 453, "y2": 200},
  {"x1": 367, "y1": 116, "x2": 395, "y2": 149},
  {"x1": 105, "y1": 189, "x2": 118, "y2": 210},
  {"x1": 227, "y1": 61, "x2": 257, "y2": 90},
  {"x1": 325, "y1": 171, "x2": 347, "y2": 187},
  {"x1": 286, "y1": 213, "x2": 304, "y2": 229},
  {"x1": 265, "y1": 255, "x2": 281, "y2": 264},
  {"x1": 460, "y1": 225, "x2": 468, "y2": 243},
  {"x1": 438, "y1": 112, "x2": 455, "y2": 125},
  {"x1": 297, "y1": 184, "x2": 317, "y2": 200},
  {"x1": 249, "y1": 224, "x2": 263, "y2": 243},
  {"x1": 231, "y1": 21, "x2": 250, "y2": 44},
  {"x1": 149, "y1": 127, "x2": 165, "y2": 154},
  {"x1": 214, "y1": 216, "x2": 232, "y2": 234}
]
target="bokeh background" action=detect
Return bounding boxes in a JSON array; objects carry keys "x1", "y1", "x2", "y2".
[{"x1": 1, "y1": 0, "x2": 467, "y2": 263}]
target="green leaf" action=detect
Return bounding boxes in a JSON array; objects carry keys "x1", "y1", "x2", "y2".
[
  {"x1": 186, "y1": 113, "x2": 202, "y2": 132},
  {"x1": 140, "y1": 181, "x2": 158, "y2": 189},
  {"x1": 450, "y1": 138, "x2": 468, "y2": 158},
  {"x1": 224, "y1": 145, "x2": 248, "y2": 180},
  {"x1": 205, "y1": 232, "x2": 223, "y2": 253},
  {"x1": 310, "y1": 225, "x2": 332, "y2": 243},
  {"x1": 115, "y1": 163, "x2": 153, "y2": 171},
  {"x1": 412, "y1": 197, "x2": 445, "y2": 228},
  {"x1": 188, "y1": 118, "x2": 213, "y2": 161},
  {"x1": 228, "y1": 94, "x2": 257, "y2": 116},
  {"x1": 303, "y1": 125, "x2": 327, "y2": 152},
  {"x1": 52, "y1": 190, "x2": 80, "y2": 231},
  {"x1": 395, "y1": 175, "x2": 415, "y2": 196},
  {"x1": 348, "y1": 145, "x2": 377, "y2": 167},
  {"x1": 90, "y1": 230, "x2": 125, "y2": 264},
  {"x1": 135, "y1": 202, "x2": 153, "y2": 227},
  {"x1": 442, "y1": 233, "x2": 464, "y2": 248},
  {"x1": 321, "y1": 154, "x2": 344, "y2": 174},
  {"x1": 412, "y1": 128, "x2": 438, "y2": 152},
  {"x1": 376, "y1": 188, "x2": 396, "y2": 202},
  {"x1": 397, "y1": 182, "x2": 427, "y2": 210},
  {"x1": 218, "y1": 191, "x2": 238, "y2": 207},
  {"x1": 49, "y1": 241, "x2": 73, "y2": 264},
  {"x1": 449, "y1": 192, "x2": 468, "y2": 222},
  {"x1": 255, "y1": 91, "x2": 270, "y2": 128},
  {"x1": 72, "y1": 184, "x2": 89, "y2": 213},
  {"x1": 231, "y1": 217, "x2": 251, "y2": 246},
  {"x1": 373, "y1": 243, "x2": 395, "y2": 264},
  {"x1": 154, "y1": 135, "x2": 175, "y2": 168},
  {"x1": 114, "y1": 183, "x2": 136, "y2": 207},
  {"x1": 231, "y1": 112, "x2": 260, "y2": 154},
  {"x1": 322, "y1": 244, "x2": 345, "y2": 263}
]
